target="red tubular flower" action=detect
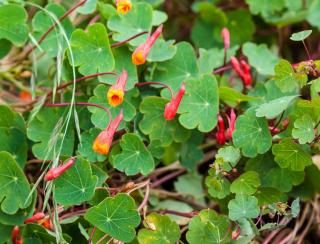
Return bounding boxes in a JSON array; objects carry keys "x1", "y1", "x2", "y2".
[
  {"x1": 132, "y1": 25, "x2": 163, "y2": 65},
  {"x1": 230, "y1": 57, "x2": 252, "y2": 87},
  {"x1": 221, "y1": 27, "x2": 230, "y2": 50},
  {"x1": 11, "y1": 226, "x2": 20, "y2": 244},
  {"x1": 226, "y1": 109, "x2": 236, "y2": 140},
  {"x1": 93, "y1": 110, "x2": 124, "y2": 155},
  {"x1": 44, "y1": 157, "x2": 76, "y2": 182},
  {"x1": 216, "y1": 115, "x2": 226, "y2": 145},
  {"x1": 24, "y1": 212, "x2": 45, "y2": 224},
  {"x1": 116, "y1": 0, "x2": 132, "y2": 15},
  {"x1": 164, "y1": 83, "x2": 186, "y2": 120},
  {"x1": 107, "y1": 70, "x2": 128, "y2": 107}
]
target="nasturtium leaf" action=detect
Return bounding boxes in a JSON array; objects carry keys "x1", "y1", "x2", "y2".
[
  {"x1": 139, "y1": 96, "x2": 190, "y2": 146},
  {"x1": 245, "y1": 0, "x2": 285, "y2": 17},
  {"x1": 0, "y1": 190, "x2": 36, "y2": 226},
  {"x1": 91, "y1": 164, "x2": 108, "y2": 187},
  {"x1": 147, "y1": 39, "x2": 177, "y2": 62},
  {"x1": 180, "y1": 131, "x2": 204, "y2": 170},
  {"x1": 219, "y1": 87, "x2": 260, "y2": 107},
  {"x1": 32, "y1": 3, "x2": 74, "y2": 57},
  {"x1": 0, "y1": 105, "x2": 25, "y2": 130},
  {"x1": 191, "y1": 19, "x2": 215, "y2": 49},
  {"x1": 243, "y1": 42, "x2": 279, "y2": 76},
  {"x1": 198, "y1": 46, "x2": 239, "y2": 74},
  {"x1": 205, "y1": 169, "x2": 230, "y2": 199},
  {"x1": 53, "y1": 158, "x2": 98, "y2": 206},
  {"x1": 290, "y1": 30, "x2": 312, "y2": 41},
  {"x1": 107, "y1": 2, "x2": 153, "y2": 46},
  {"x1": 22, "y1": 223, "x2": 62, "y2": 243},
  {"x1": 186, "y1": 209, "x2": 230, "y2": 244},
  {"x1": 178, "y1": 74, "x2": 219, "y2": 132},
  {"x1": 0, "y1": 152, "x2": 30, "y2": 214},
  {"x1": 138, "y1": 213, "x2": 180, "y2": 244},
  {"x1": 230, "y1": 171, "x2": 261, "y2": 195},
  {"x1": 155, "y1": 200, "x2": 193, "y2": 222},
  {"x1": 77, "y1": 0, "x2": 97, "y2": 14},
  {"x1": 228, "y1": 194, "x2": 260, "y2": 221},
  {"x1": 69, "y1": 23, "x2": 114, "y2": 75},
  {"x1": 224, "y1": 10, "x2": 255, "y2": 45},
  {"x1": 84, "y1": 193, "x2": 141, "y2": 242},
  {"x1": 175, "y1": 172, "x2": 205, "y2": 204},
  {"x1": 274, "y1": 59, "x2": 308, "y2": 92},
  {"x1": 0, "y1": 127, "x2": 27, "y2": 168},
  {"x1": 307, "y1": 0, "x2": 320, "y2": 28},
  {"x1": 0, "y1": 39, "x2": 11, "y2": 59},
  {"x1": 88, "y1": 85, "x2": 138, "y2": 129},
  {"x1": 0, "y1": 4, "x2": 28, "y2": 46},
  {"x1": 147, "y1": 140, "x2": 165, "y2": 159},
  {"x1": 27, "y1": 108, "x2": 74, "y2": 159},
  {"x1": 254, "y1": 187, "x2": 284, "y2": 205},
  {"x1": 255, "y1": 95, "x2": 298, "y2": 119},
  {"x1": 113, "y1": 133, "x2": 155, "y2": 175},
  {"x1": 292, "y1": 115, "x2": 315, "y2": 144},
  {"x1": 99, "y1": 46, "x2": 138, "y2": 90},
  {"x1": 215, "y1": 146, "x2": 241, "y2": 172},
  {"x1": 0, "y1": 224, "x2": 12, "y2": 243},
  {"x1": 291, "y1": 198, "x2": 300, "y2": 218},
  {"x1": 152, "y1": 10, "x2": 168, "y2": 26},
  {"x1": 233, "y1": 108, "x2": 272, "y2": 158},
  {"x1": 153, "y1": 42, "x2": 199, "y2": 93},
  {"x1": 272, "y1": 139, "x2": 313, "y2": 171},
  {"x1": 77, "y1": 128, "x2": 107, "y2": 163}
]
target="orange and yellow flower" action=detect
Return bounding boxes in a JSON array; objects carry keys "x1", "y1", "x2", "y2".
[
  {"x1": 132, "y1": 25, "x2": 163, "y2": 65},
  {"x1": 107, "y1": 70, "x2": 128, "y2": 107},
  {"x1": 93, "y1": 110, "x2": 124, "y2": 155},
  {"x1": 116, "y1": 0, "x2": 132, "y2": 15}
]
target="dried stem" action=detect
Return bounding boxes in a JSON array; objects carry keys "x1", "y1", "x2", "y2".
[
  {"x1": 150, "y1": 168, "x2": 187, "y2": 188},
  {"x1": 138, "y1": 184, "x2": 150, "y2": 212}
]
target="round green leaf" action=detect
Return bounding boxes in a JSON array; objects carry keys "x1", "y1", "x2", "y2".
[
  {"x1": 32, "y1": 3, "x2": 74, "y2": 57},
  {"x1": 0, "y1": 152, "x2": 30, "y2": 214},
  {"x1": 0, "y1": 224, "x2": 12, "y2": 243},
  {"x1": 290, "y1": 30, "x2": 312, "y2": 41},
  {"x1": 0, "y1": 127, "x2": 27, "y2": 168},
  {"x1": 254, "y1": 187, "x2": 284, "y2": 205},
  {"x1": 274, "y1": 59, "x2": 308, "y2": 92},
  {"x1": 153, "y1": 42, "x2": 199, "y2": 93},
  {"x1": 292, "y1": 115, "x2": 315, "y2": 144},
  {"x1": 27, "y1": 108, "x2": 74, "y2": 159},
  {"x1": 219, "y1": 86, "x2": 260, "y2": 108},
  {"x1": 272, "y1": 138, "x2": 313, "y2": 171},
  {"x1": 138, "y1": 213, "x2": 180, "y2": 244},
  {"x1": 228, "y1": 194, "x2": 260, "y2": 221},
  {"x1": 245, "y1": 0, "x2": 285, "y2": 17},
  {"x1": 215, "y1": 146, "x2": 241, "y2": 172},
  {"x1": 179, "y1": 74, "x2": 219, "y2": 132},
  {"x1": 113, "y1": 133, "x2": 155, "y2": 175},
  {"x1": 186, "y1": 209, "x2": 230, "y2": 244},
  {"x1": 255, "y1": 95, "x2": 298, "y2": 119},
  {"x1": 69, "y1": 23, "x2": 115, "y2": 75},
  {"x1": 205, "y1": 170, "x2": 230, "y2": 199},
  {"x1": 0, "y1": 4, "x2": 28, "y2": 46},
  {"x1": 77, "y1": 0, "x2": 97, "y2": 14},
  {"x1": 139, "y1": 96, "x2": 191, "y2": 146},
  {"x1": 84, "y1": 193, "x2": 141, "y2": 242},
  {"x1": 233, "y1": 108, "x2": 272, "y2": 158},
  {"x1": 180, "y1": 131, "x2": 204, "y2": 170},
  {"x1": 230, "y1": 171, "x2": 261, "y2": 195},
  {"x1": 88, "y1": 85, "x2": 138, "y2": 129},
  {"x1": 243, "y1": 42, "x2": 279, "y2": 76},
  {"x1": 107, "y1": 2, "x2": 153, "y2": 46},
  {"x1": 147, "y1": 39, "x2": 177, "y2": 62},
  {"x1": 53, "y1": 158, "x2": 98, "y2": 206}
]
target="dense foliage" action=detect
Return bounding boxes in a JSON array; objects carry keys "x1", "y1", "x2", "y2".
[{"x1": 0, "y1": 0, "x2": 320, "y2": 243}]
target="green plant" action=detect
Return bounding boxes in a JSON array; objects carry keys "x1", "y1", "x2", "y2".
[{"x1": 0, "y1": 0, "x2": 320, "y2": 243}]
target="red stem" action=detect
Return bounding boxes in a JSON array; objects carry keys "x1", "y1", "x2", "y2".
[
  {"x1": 25, "y1": 0, "x2": 88, "y2": 57},
  {"x1": 47, "y1": 72, "x2": 117, "y2": 97},
  {"x1": 150, "y1": 168, "x2": 187, "y2": 188},
  {"x1": 111, "y1": 31, "x2": 148, "y2": 48},
  {"x1": 44, "y1": 102, "x2": 112, "y2": 121},
  {"x1": 135, "y1": 81, "x2": 174, "y2": 99},
  {"x1": 213, "y1": 65, "x2": 232, "y2": 74}
]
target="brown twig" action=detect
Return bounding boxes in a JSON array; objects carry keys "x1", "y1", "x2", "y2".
[
  {"x1": 158, "y1": 209, "x2": 198, "y2": 218},
  {"x1": 150, "y1": 168, "x2": 187, "y2": 188}
]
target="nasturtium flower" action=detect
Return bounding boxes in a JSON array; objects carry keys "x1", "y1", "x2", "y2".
[
  {"x1": 221, "y1": 27, "x2": 230, "y2": 50},
  {"x1": 216, "y1": 115, "x2": 226, "y2": 145},
  {"x1": 132, "y1": 24, "x2": 163, "y2": 65},
  {"x1": 116, "y1": 0, "x2": 132, "y2": 15},
  {"x1": 107, "y1": 70, "x2": 128, "y2": 107},
  {"x1": 24, "y1": 212, "x2": 45, "y2": 224},
  {"x1": 93, "y1": 110, "x2": 123, "y2": 155},
  {"x1": 44, "y1": 157, "x2": 76, "y2": 181},
  {"x1": 230, "y1": 57, "x2": 252, "y2": 87},
  {"x1": 164, "y1": 83, "x2": 186, "y2": 120},
  {"x1": 226, "y1": 108, "x2": 236, "y2": 140}
]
